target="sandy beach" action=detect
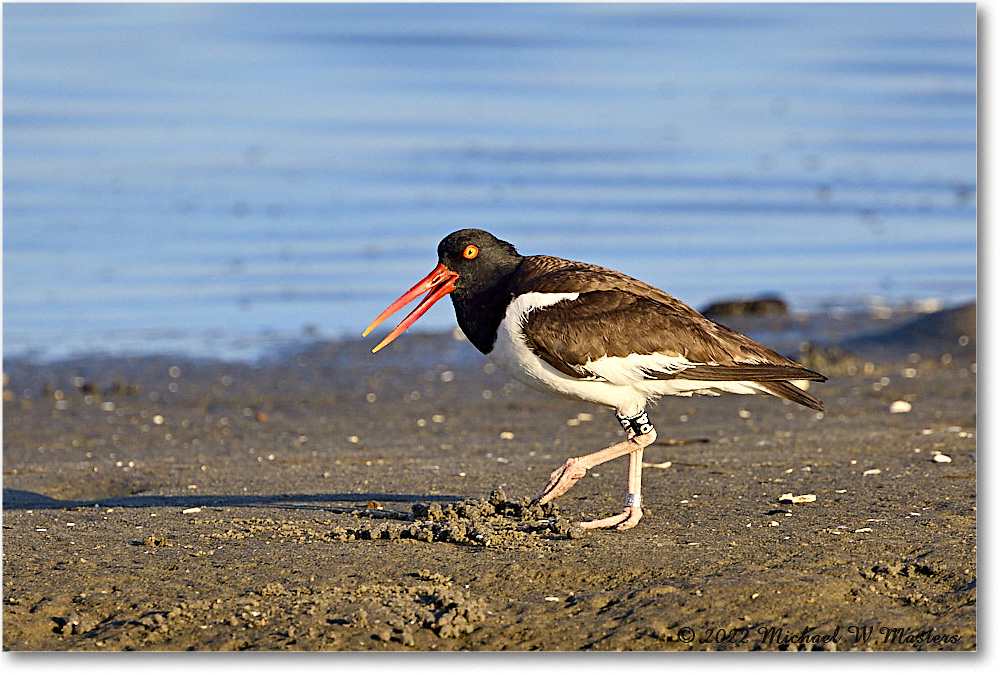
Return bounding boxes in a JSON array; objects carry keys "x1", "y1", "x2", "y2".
[{"x1": 2, "y1": 304, "x2": 976, "y2": 651}]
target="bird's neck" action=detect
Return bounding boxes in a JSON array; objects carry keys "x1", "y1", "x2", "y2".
[{"x1": 451, "y1": 260, "x2": 521, "y2": 354}]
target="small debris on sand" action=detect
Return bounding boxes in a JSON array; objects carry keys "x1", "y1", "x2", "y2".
[
  {"x1": 890, "y1": 400, "x2": 912, "y2": 414},
  {"x1": 778, "y1": 493, "x2": 817, "y2": 504}
]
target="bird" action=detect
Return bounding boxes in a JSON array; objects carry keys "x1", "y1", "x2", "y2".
[{"x1": 364, "y1": 229, "x2": 826, "y2": 530}]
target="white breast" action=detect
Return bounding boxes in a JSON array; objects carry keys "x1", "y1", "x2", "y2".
[{"x1": 487, "y1": 292, "x2": 651, "y2": 416}]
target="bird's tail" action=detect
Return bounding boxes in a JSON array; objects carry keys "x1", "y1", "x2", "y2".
[{"x1": 755, "y1": 380, "x2": 825, "y2": 412}]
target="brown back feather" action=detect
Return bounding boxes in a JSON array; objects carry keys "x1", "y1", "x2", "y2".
[{"x1": 514, "y1": 256, "x2": 823, "y2": 374}]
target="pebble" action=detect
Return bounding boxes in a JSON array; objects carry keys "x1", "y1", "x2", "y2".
[
  {"x1": 862, "y1": 469, "x2": 882, "y2": 476},
  {"x1": 889, "y1": 400, "x2": 912, "y2": 414},
  {"x1": 932, "y1": 453, "x2": 953, "y2": 463},
  {"x1": 778, "y1": 493, "x2": 816, "y2": 504}
]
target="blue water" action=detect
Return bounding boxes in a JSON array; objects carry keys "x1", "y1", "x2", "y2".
[{"x1": 2, "y1": 3, "x2": 977, "y2": 361}]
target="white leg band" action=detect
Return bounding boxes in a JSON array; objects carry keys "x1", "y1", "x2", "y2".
[{"x1": 625, "y1": 493, "x2": 641, "y2": 508}]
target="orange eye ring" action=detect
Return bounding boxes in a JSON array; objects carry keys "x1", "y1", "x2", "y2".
[{"x1": 463, "y1": 245, "x2": 479, "y2": 259}]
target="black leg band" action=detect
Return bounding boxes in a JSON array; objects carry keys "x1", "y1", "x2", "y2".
[{"x1": 616, "y1": 411, "x2": 654, "y2": 436}]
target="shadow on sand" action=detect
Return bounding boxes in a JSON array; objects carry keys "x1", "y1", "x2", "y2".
[{"x1": 2, "y1": 488, "x2": 463, "y2": 512}]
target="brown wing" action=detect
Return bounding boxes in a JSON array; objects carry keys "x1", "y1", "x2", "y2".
[{"x1": 513, "y1": 256, "x2": 826, "y2": 387}]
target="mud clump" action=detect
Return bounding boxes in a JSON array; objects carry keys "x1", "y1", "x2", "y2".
[
  {"x1": 54, "y1": 611, "x2": 98, "y2": 636},
  {"x1": 142, "y1": 534, "x2": 171, "y2": 547},
  {"x1": 421, "y1": 587, "x2": 486, "y2": 638},
  {"x1": 330, "y1": 488, "x2": 578, "y2": 548},
  {"x1": 404, "y1": 571, "x2": 487, "y2": 638}
]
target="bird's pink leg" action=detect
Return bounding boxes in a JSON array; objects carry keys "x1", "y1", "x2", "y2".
[
  {"x1": 578, "y1": 444, "x2": 645, "y2": 530},
  {"x1": 534, "y1": 434, "x2": 640, "y2": 505},
  {"x1": 533, "y1": 426, "x2": 657, "y2": 524}
]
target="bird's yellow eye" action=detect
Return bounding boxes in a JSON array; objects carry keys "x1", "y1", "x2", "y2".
[{"x1": 463, "y1": 245, "x2": 479, "y2": 259}]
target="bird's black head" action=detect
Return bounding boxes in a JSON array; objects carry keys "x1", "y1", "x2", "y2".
[
  {"x1": 364, "y1": 228, "x2": 523, "y2": 354},
  {"x1": 436, "y1": 229, "x2": 522, "y2": 297}
]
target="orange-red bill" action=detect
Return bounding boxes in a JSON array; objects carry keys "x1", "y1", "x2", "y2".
[{"x1": 364, "y1": 263, "x2": 459, "y2": 353}]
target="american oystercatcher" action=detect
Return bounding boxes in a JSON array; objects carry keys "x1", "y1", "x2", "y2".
[{"x1": 364, "y1": 229, "x2": 826, "y2": 530}]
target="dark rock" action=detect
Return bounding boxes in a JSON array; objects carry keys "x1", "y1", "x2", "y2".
[
  {"x1": 702, "y1": 296, "x2": 789, "y2": 318},
  {"x1": 842, "y1": 302, "x2": 976, "y2": 357}
]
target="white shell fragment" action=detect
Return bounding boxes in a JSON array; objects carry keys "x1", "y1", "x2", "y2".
[
  {"x1": 862, "y1": 468, "x2": 882, "y2": 476},
  {"x1": 641, "y1": 461, "x2": 673, "y2": 469},
  {"x1": 181, "y1": 507, "x2": 202, "y2": 514},
  {"x1": 889, "y1": 400, "x2": 912, "y2": 414},
  {"x1": 778, "y1": 493, "x2": 817, "y2": 504},
  {"x1": 932, "y1": 453, "x2": 953, "y2": 463}
]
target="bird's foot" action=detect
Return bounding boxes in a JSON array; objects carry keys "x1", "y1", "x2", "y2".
[
  {"x1": 578, "y1": 506, "x2": 643, "y2": 530},
  {"x1": 533, "y1": 457, "x2": 587, "y2": 505}
]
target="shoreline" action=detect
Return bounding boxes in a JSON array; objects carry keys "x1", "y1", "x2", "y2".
[{"x1": 2, "y1": 296, "x2": 976, "y2": 368}]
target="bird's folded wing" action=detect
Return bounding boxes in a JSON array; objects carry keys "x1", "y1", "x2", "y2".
[{"x1": 519, "y1": 290, "x2": 826, "y2": 385}]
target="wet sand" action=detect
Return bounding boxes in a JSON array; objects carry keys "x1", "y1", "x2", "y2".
[{"x1": 2, "y1": 305, "x2": 976, "y2": 650}]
